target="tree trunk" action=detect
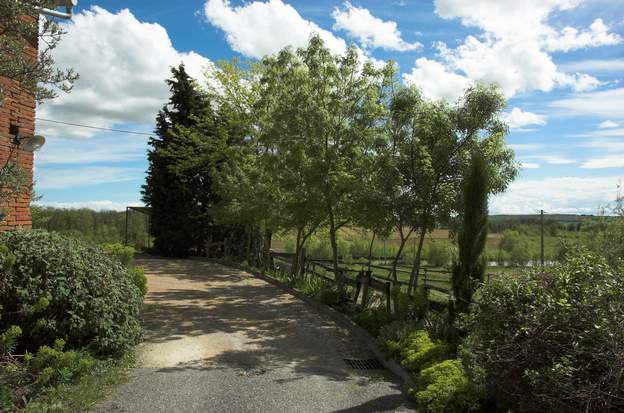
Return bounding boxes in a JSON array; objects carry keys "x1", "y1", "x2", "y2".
[
  {"x1": 389, "y1": 236, "x2": 410, "y2": 282},
  {"x1": 328, "y1": 211, "x2": 343, "y2": 293},
  {"x1": 367, "y1": 232, "x2": 376, "y2": 271},
  {"x1": 245, "y1": 226, "x2": 252, "y2": 263},
  {"x1": 262, "y1": 229, "x2": 272, "y2": 270},
  {"x1": 408, "y1": 228, "x2": 427, "y2": 295},
  {"x1": 292, "y1": 227, "x2": 303, "y2": 276}
]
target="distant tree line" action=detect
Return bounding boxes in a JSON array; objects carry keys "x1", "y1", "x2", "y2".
[{"x1": 32, "y1": 206, "x2": 149, "y2": 248}]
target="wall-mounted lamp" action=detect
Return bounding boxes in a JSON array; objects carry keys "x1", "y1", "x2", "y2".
[
  {"x1": 13, "y1": 133, "x2": 46, "y2": 151},
  {"x1": 37, "y1": 0, "x2": 77, "y2": 20}
]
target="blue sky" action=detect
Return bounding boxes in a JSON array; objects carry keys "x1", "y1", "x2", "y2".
[{"x1": 35, "y1": 0, "x2": 624, "y2": 214}]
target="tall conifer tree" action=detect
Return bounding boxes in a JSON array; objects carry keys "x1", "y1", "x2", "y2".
[
  {"x1": 451, "y1": 151, "x2": 490, "y2": 317},
  {"x1": 142, "y1": 65, "x2": 213, "y2": 256}
]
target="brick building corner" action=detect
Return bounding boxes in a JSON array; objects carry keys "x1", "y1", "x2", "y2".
[{"x1": 0, "y1": 25, "x2": 37, "y2": 231}]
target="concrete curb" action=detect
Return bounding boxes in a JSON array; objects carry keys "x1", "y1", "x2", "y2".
[{"x1": 193, "y1": 257, "x2": 417, "y2": 390}]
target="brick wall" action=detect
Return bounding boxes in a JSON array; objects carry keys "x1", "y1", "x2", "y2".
[{"x1": 0, "y1": 25, "x2": 37, "y2": 231}]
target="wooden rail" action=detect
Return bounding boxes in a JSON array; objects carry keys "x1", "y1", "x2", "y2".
[{"x1": 269, "y1": 251, "x2": 454, "y2": 314}]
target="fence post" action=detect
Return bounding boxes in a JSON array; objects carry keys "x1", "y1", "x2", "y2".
[
  {"x1": 361, "y1": 270, "x2": 371, "y2": 307},
  {"x1": 353, "y1": 270, "x2": 363, "y2": 303},
  {"x1": 424, "y1": 268, "x2": 428, "y2": 288},
  {"x1": 300, "y1": 247, "x2": 306, "y2": 277},
  {"x1": 385, "y1": 282, "x2": 391, "y2": 314}
]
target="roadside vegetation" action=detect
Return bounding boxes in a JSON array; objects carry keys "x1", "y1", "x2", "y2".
[
  {"x1": 134, "y1": 35, "x2": 624, "y2": 412},
  {"x1": 0, "y1": 232, "x2": 145, "y2": 411}
]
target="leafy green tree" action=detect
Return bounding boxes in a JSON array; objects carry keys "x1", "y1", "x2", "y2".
[
  {"x1": 205, "y1": 60, "x2": 283, "y2": 266},
  {"x1": 589, "y1": 188, "x2": 624, "y2": 267},
  {"x1": 251, "y1": 36, "x2": 393, "y2": 287},
  {"x1": 386, "y1": 85, "x2": 516, "y2": 294},
  {"x1": 142, "y1": 64, "x2": 215, "y2": 256},
  {"x1": 450, "y1": 151, "x2": 489, "y2": 322},
  {"x1": 0, "y1": 0, "x2": 78, "y2": 102}
]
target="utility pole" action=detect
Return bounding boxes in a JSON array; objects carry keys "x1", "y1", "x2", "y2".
[{"x1": 540, "y1": 209, "x2": 545, "y2": 270}]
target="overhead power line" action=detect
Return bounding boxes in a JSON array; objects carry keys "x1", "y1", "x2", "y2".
[{"x1": 36, "y1": 118, "x2": 153, "y2": 136}]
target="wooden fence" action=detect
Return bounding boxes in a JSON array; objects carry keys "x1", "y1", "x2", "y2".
[{"x1": 269, "y1": 250, "x2": 454, "y2": 312}]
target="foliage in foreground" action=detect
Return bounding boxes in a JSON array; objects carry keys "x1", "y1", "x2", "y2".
[
  {"x1": 464, "y1": 250, "x2": 624, "y2": 412},
  {"x1": 1, "y1": 342, "x2": 135, "y2": 412},
  {"x1": 0, "y1": 230, "x2": 144, "y2": 355}
]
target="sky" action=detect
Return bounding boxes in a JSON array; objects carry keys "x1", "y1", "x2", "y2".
[{"x1": 34, "y1": 0, "x2": 624, "y2": 214}]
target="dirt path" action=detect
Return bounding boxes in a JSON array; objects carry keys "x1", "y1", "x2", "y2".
[{"x1": 97, "y1": 257, "x2": 414, "y2": 412}]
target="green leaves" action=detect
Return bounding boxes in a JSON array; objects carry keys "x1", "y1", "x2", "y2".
[
  {"x1": 464, "y1": 250, "x2": 624, "y2": 412},
  {"x1": 0, "y1": 230, "x2": 143, "y2": 355},
  {"x1": 0, "y1": 0, "x2": 78, "y2": 102}
]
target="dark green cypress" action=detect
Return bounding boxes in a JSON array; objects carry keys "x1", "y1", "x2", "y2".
[
  {"x1": 451, "y1": 151, "x2": 489, "y2": 317},
  {"x1": 142, "y1": 64, "x2": 215, "y2": 256}
]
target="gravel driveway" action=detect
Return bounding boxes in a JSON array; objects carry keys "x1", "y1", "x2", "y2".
[{"x1": 96, "y1": 257, "x2": 415, "y2": 413}]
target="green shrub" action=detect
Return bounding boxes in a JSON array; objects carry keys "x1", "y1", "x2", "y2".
[
  {"x1": 129, "y1": 266, "x2": 148, "y2": 296},
  {"x1": 464, "y1": 250, "x2": 624, "y2": 412},
  {"x1": 392, "y1": 285, "x2": 428, "y2": 320},
  {"x1": 0, "y1": 230, "x2": 143, "y2": 355},
  {"x1": 101, "y1": 243, "x2": 135, "y2": 267},
  {"x1": 25, "y1": 339, "x2": 95, "y2": 387},
  {"x1": 413, "y1": 359, "x2": 480, "y2": 413},
  {"x1": 0, "y1": 325, "x2": 21, "y2": 357},
  {"x1": 315, "y1": 286, "x2": 342, "y2": 306},
  {"x1": 378, "y1": 320, "x2": 418, "y2": 358},
  {"x1": 352, "y1": 307, "x2": 393, "y2": 336},
  {"x1": 400, "y1": 330, "x2": 448, "y2": 373},
  {"x1": 426, "y1": 242, "x2": 454, "y2": 268}
]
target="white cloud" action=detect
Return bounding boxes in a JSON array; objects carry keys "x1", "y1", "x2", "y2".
[
  {"x1": 503, "y1": 107, "x2": 547, "y2": 129},
  {"x1": 402, "y1": 58, "x2": 469, "y2": 101},
  {"x1": 560, "y1": 58, "x2": 624, "y2": 73},
  {"x1": 536, "y1": 155, "x2": 576, "y2": 165},
  {"x1": 521, "y1": 154, "x2": 576, "y2": 165},
  {"x1": 36, "y1": 166, "x2": 143, "y2": 189},
  {"x1": 332, "y1": 2, "x2": 421, "y2": 51},
  {"x1": 520, "y1": 162, "x2": 540, "y2": 169},
  {"x1": 544, "y1": 18, "x2": 622, "y2": 52},
  {"x1": 36, "y1": 200, "x2": 141, "y2": 212},
  {"x1": 550, "y1": 87, "x2": 624, "y2": 118},
  {"x1": 38, "y1": 7, "x2": 212, "y2": 139},
  {"x1": 598, "y1": 120, "x2": 619, "y2": 129},
  {"x1": 204, "y1": 0, "x2": 347, "y2": 58},
  {"x1": 510, "y1": 143, "x2": 544, "y2": 151},
  {"x1": 491, "y1": 176, "x2": 622, "y2": 214},
  {"x1": 405, "y1": 0, "x2": 616, "y2": 101},
  {"x1": 555, "y1": 71, "x2": 602, "y2": 92},
  {"x1": 581, "y1": 156, "x2": 624, "y2": 169}
]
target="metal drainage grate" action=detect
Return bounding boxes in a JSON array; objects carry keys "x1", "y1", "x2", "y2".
[{"x1": 343, "y1": 358, "x2": 384, "y2": 370}]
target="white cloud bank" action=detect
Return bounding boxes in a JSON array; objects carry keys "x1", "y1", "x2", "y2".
[
  {"x1": 203, "y1": 0, "x2": 389, "y2": 69},
  {"x1": 503, "y1": 107, "x2": 547, "y2": 130},
  {"x1": 491, "y1": 176, "x2": 622, "y2": 214},
  {"x1": 404, "y1": 0, "x2": 620, "y2": 101},
  {"x1": 598, "y1": 120, "x2": 619, "y2": 129},
  {"x1": 204, "y1": 0, "x2": 348, "y2": 58},
  {"x1": 38, "y1": 7, "x2": 212, "y2": 138},
  {"x1": 332, "y1": 2, "x2": 421, "y2": 51}
]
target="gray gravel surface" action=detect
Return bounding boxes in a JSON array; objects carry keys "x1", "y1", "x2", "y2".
[{"x1": 96, "y1": 257, "x2": 415, "y2": 413}]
